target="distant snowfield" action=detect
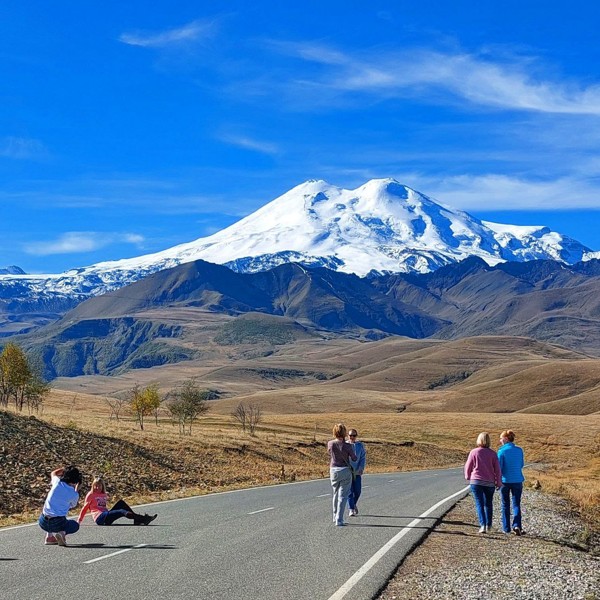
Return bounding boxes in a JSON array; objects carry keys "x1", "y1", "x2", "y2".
[{"x1": 2, "y1": 178, "x2": 599, "y2": 299}]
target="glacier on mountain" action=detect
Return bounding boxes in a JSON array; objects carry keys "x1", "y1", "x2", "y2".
[{"x1": 1, "y1": 178, "x2": 598, "y2": 301}]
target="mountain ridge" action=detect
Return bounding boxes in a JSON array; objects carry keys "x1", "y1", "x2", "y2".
[{"x1": 2, "y1": 178, "x2": 599, "y2": 337}]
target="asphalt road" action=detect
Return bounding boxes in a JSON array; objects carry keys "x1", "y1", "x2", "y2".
[{"x1": 1, "y1": 468, "x2": 468, "y2": 600}]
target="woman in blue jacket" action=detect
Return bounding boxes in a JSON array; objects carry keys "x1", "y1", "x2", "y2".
[
  {"x1": 497, "y1": 430, "x2": 525, "y2": 535},
  {"x1": 347, "y1": 428, "x2": 366, "y2": 517}
]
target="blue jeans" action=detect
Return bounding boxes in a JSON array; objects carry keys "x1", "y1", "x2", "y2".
[
  {"x1": 38, "y1": 514, "x2": 80, "y2": 535},
  {"x1": 96, "y1": 499, "x2": 133, "y2": 525},
  {"x1": 500, "y1": 482, "x2": 523, "y2": 532},
  {"x1": 470, "y1": 484, "x2": 495, "y2": 527},
  {"x1": 348, "y1": 475, "x2": 362, "y2": 510},
  {"x1": 330, "y1": 468, "x2": 352, "y2": 525}
]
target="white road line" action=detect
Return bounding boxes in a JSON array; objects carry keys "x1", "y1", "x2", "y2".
[
  {"x1": 247, "y1": 507, "x2": 274, "y2": 515},
  {"x1": 327, "y1": 486, "x2": 470, "y2": 600},
  {"x1": 317, "y1": 494, "x2": 330, "y2": 498},
  {"x1": 388, "y1": 480, "x2": 395, "y2": 482},
  {"x1": 84, "y1": 543, "x2": 147, "y2": 564}
]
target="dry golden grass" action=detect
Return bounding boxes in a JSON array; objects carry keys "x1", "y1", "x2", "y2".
[{"x1": 11, "y1": 388, "x2": 597, "y2": 531}]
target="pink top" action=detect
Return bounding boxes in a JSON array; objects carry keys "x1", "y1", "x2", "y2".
[
  {"x1": 327, "y1": 439, "x2": 357, "y2": 468},
  {"x1": 464, "y1": 447, "x2": 502, "y2": 487},
  {"x1": 78, "y1": 491, "x2": 109, "y2": 523}
]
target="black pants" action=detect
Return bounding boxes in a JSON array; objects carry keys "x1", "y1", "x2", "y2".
[{"x1": 98, "y1": 499, "x2": 135, "y2": 526}]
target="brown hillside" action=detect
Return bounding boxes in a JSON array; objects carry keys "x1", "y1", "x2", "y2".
[{"x1": 51, "y1": 335, "x2": 599, "y2": 415}]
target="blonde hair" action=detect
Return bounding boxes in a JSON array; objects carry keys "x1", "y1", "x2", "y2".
[
  {"x1": 476, "y1": 432, "x2": 491, "y2": 448},
  {"x1": 500, "y1": 430, "x2": 515, "y2": 442},
  {"x1": 333, "y1": 423, "x2": 347, "y2": 439},
  {"x1": 92, "y1": 476, "x2": 106, "y2": 493}
]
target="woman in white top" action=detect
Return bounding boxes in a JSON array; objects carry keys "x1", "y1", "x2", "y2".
[{"x1": 38, "y1": 465, "x2": 81, "y2": 546}]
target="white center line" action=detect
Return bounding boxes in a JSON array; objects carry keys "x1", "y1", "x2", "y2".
[
  {"x1": 317, "y1": 494, "x2": 330, "y2": 498},
  {"x1": 247, "y1": 507, "x2": 274, "y2": 515},
  {"x1": 84, "y1": 543, "x2": 147, "y2": 564},
  {"x1": 327, "y1": 486, "x2": 470, "y2": 600}
]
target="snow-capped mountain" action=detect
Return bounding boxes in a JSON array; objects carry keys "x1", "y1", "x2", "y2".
[{"x1": 2, "y1": 178, "x2": 599, "y2": 301}]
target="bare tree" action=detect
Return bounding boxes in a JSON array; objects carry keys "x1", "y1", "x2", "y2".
[
  {"x1": 231, "y1": 401, "x2": 247, "y2": 432},
  {"x1": 105, "y1": 394, "x2": 128, "y2": 421},
  {"x1": 231, "y1": 402, "x2": 262, "y2": 435},
  {"x1": 247, "y1": 403, "x2": 262, "y2": 436}
]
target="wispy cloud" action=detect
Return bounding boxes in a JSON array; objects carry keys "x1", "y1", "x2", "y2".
[
  {"x1": 25, "y1": 232, "x2": 145, "y2": 256},
  {"x1": 119, "y1": 19, "x2": 217, "y2": 48},
  {"x1": 269, "y1": 42, "x2": 600, "y2": 115},
  {"x1": 0, "y1": 136, "x2": 46, "y2": 160},
  {"x1": 406, "y1": 173, "x2": 600, "y2": 211},
  {"x1": 218, "y1": 132, "x2": 279, "y2": 155}
]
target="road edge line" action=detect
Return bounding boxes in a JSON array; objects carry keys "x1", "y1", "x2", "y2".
[{"x1": 327, "y1": 485, "x2": 470, "y2": 600}]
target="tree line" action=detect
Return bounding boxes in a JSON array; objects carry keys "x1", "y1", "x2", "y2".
[{"x1": 1, "y1": 342, "x2": 264, "y2": 437}]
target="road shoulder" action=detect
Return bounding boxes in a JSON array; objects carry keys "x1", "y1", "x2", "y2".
[{"x1": 377, "y1": 489, "x2": 599, "y2": 599}]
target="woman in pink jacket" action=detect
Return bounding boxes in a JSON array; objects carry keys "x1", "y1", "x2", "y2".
[{"x1": 464, "y1": 432, "x2": 502, "y2": 533}]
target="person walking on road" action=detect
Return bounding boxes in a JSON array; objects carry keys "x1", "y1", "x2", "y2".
[
  {"x1": 38, "y1": 465, "x2": 82, "y2": 546},
  {"x1": 498, "y1": 430, "x2": 525, "y2": 535},
  {"x1": 328, "y1": 423, "x2": 357, "y2": 527},
  {"x1": 78, "y1": 476, "x2": 157, "y2": 526},
  {"x1": 464, "y1": 432, "x2": 502, "y2": 534},
  {"x1": 347, "y1": 428, "x2": 366, "y2": 517}
]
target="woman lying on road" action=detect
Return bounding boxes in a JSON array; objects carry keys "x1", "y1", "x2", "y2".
[{"x1": 78, "y1": 476, "x2": 157, "y2": 526}]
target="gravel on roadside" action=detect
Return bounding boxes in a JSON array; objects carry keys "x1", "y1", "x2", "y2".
[{"x1": 377, "y1": 489, "x2": 599, "y2": 600}]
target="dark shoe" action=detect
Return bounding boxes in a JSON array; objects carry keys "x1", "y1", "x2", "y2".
[
  {"x1": 512, "y1": 526, "x2": 522, "y2": 536},
  {"x1": 143, "y1": 514, "x2": 157, "y2": 525},
  {"x1": 133, "y1": 514, "x2": 145, "y2": 526}
]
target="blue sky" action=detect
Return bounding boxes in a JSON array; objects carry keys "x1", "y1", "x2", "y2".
[{"x1": 2, "y1": 1, "x2": 600, "y2": 273}]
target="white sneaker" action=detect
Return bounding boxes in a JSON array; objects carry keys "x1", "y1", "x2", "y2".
[
  {"x1": 348, "y1": 509, "x2": 356, "y2": 517},
  {"x1": 44, "y1": 534, "x2": 57, "y2": 545},
  {"x1": 478, "y1": 526, "x2": 486, "y2": 533},
  {"x1": 54, "y1": 532, "x2": 67, "y2": 547}
]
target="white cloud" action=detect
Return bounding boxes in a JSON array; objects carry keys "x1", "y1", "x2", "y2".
[
  {"x1": 0, "y1": 137, "x2": 46, "y2": 160},
  {"x1": 218, "y1": 133, "x2": 279, "y2": 155},
  {"x1": 405, "y1": 173, "x2": 600, "y2": 211},
  {"x1": 272, "y1": 42, "x2": 600, "y2": 115},
  {"x1": 119, "y1": 19, "x2": 216, "y2": 48},
  {"x1": 25, "y1": 232, "x2": 146, "y2": 256}
]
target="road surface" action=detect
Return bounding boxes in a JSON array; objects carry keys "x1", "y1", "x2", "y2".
[{"x1": 0, "y1": 468, "x2": 468, "y2": 599}]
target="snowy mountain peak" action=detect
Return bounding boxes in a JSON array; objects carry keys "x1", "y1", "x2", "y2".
[{"x1": 2, "y1": 179, "x2": 598, "y2": 302}]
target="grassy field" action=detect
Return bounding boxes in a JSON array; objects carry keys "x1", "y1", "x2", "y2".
[{"x1": 5, "y1": 387, "x2": 596, "y2": 530}]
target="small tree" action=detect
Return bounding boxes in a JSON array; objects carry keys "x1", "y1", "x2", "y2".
[
  {"x1": 145, "y1": 384, "x2": 162, "y2": 426},
  {"x1": 0, "y1": 343, "x2": 32, "y2": 411},
  {"x1": 231, "y1": 401, "x2": 262, "y2": 436},
  {"x1": 231, "y1": 401, "x2": 247, "y2": 432},
  {"x1": 129, "y1": 384, "x2": 161, "y2": 431},
  {"x1": 167, "y1": 379, "x2": 210, "y2": 435},
  {"x1": 24, "y1": 374, "x2": 50, "y2": 414},
  {"x1": 247, "y1": 403, "x2": 262, "y2": 436},
  {"x1": 105, "y1": 394, "x2": 128, "y2": 421}
]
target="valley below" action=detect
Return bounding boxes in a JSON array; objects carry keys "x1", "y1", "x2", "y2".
[{"x1": 2, "y1": 332, "x2": 598, "y2": 534}]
